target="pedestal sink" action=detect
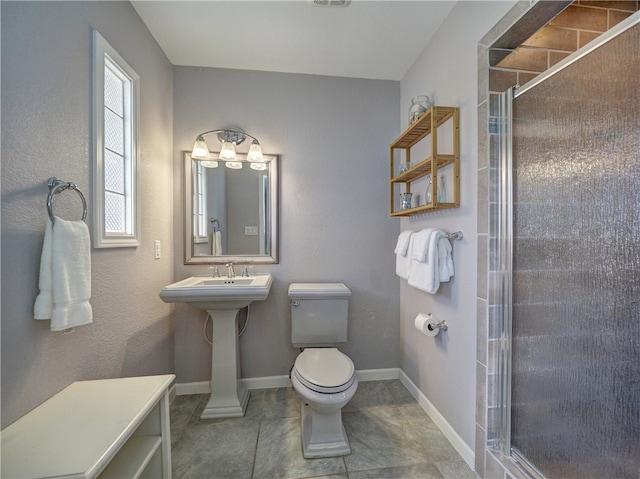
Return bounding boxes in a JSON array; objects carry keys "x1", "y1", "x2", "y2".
[{"x1": 160, "y1": 274, "x2": 273, "y2": 419}]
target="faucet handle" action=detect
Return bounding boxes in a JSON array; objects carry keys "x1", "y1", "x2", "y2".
[{"x1": 225, "y1": 262, "x2": 235, "y2": 278}]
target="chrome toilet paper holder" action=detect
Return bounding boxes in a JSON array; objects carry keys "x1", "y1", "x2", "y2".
[{"x1": 426, "y1": 313, "x2": 448, "y2": 332}]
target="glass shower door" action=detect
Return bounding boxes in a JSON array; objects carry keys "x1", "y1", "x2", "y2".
[{"x1": 503, "y1": 18, "x2": 639, "y2": 479}]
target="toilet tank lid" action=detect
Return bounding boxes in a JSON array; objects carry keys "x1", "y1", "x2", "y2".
[{"x1": 288, "y1": 283, "x2": 351, "y2": 299}]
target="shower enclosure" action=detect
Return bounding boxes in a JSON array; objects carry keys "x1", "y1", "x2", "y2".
[{"x1": 495, "y1": 15, "x2": 639, "y2": 479}]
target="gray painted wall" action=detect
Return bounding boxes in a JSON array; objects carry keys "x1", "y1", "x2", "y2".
[
  {"x1": 172, "y1": 67, "x2": 401, "y2": 382},
  {"x1": 1, "y1": 1, "x2": 175, "y2": 427},
  {"x1": 399, "y1": 1, "x2": 517, "y2": 451}
]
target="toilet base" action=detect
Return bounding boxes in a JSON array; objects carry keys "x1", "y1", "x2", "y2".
[{"x1": 300, "y1": 401, "x2": 351, "y2": 458}]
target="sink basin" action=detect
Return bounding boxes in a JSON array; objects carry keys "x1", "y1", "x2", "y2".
[
  {"x1": 159, "y1": 273, "x2": 274, "y2": 419},
  {"x1": 160, "y1": 274, "x2": 273, "y2": 310}
]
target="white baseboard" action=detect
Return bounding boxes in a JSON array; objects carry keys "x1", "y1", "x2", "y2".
[
  {"x1": 174, "y1": 368, "x2": 401, "y2": 396},
  {"x1": 243, "y1": 375, "x2": 292, "y2": 390},
  {"x1": 398, "y1": 370, "x2": 475, "y2": 470},
  {"x1": 356, "y1": 368, "x2": 400, "y2": 382},
  {"x1": 174, "y1": 381, "x2": 211, "y2": 396}
]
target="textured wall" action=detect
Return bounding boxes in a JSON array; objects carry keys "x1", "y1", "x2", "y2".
[
  {"x1": 399, "y1": 0, "x2": 517, "y2": 455},
  {"x1": 1, "y1": 1, "x2": 174, "y2": 427},
  {"x1": 172, "y1": 67, "x2": 401, "y2": 382}
]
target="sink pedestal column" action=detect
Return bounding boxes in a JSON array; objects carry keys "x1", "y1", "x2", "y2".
[{"x1": 201, "y1": 309, "x2": 250, "y2": 419}]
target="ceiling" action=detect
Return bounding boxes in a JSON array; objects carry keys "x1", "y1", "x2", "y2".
[{"x1": 131, "y1": 1, "x2": 456, "y2": 81}]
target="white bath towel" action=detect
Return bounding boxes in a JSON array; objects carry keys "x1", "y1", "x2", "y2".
[
  {"x1": 211, "y1": 230, "x2": 222, "y2": 255},
  {"x1": 394, "y1": 230, "x2": 414, "y2": 256},
  {"x1": 395, "y1": 232, "x2": 415, "y2": 280},
  {"x1": 34, "y1": 218, "x2": 54, "y2": 320},
  {"x1": 34, "y1": 217, "x2": 92, "y2": 330},
  {"x1": 411, "y1": 228, "x2": 436, "y2": 262},
  {"x1": 408, "y1": 230, "x2": 454, "y2": 294}
]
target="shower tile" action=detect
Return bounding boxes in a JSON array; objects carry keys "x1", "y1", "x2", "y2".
[
  {"x1": 489, "y1": 69, "x2": 518, "y2": 93},
  {"x1": 476, "y1": 362, "x2": 487, "y2": 427},
  {"x1": 171, "y1": 419, "x2": 259, "y2": 478},
  {"x1": 478, "y1": 168, "x2": 489, "y2": 235},
  {"x1": 478, "y1": 45, "x2": 489, "y2": 106},
  {"x1": 474, "y1": 424, "x2": 486, "y2": 477},
  {"x1": 581, "y1": 1, "x2": 639, "y2": 12},
  {"x1": 496, "y1": 47, "x2": 547, "y2": 72},
  {"x1": 480, "y1": 0, "x2": 533, "y2": 47},
  {"x1": 609, "y1": 9, "x2": 635, "y2": 27},
  {"x1": 477, "y1": 235, "x2": 488, "y2": 299},
  {"x1": 478, "y1": 102, "x2": 488, "y2": 169},
  {"x1": 522, "y1": 25, "x2": 578, "y2": 51},
  {"x1": 485, "y1": 449, "x2": 507, "y2": 479},
  {"x1": 549, "y1": 5, "x2": 608, "y2": 31},
  {"x1": 253, "y1": 417, "x2": 346, "y2": 479},
  {"x1": 476, "y1": 299, "x2": 488, "y2": 364}
]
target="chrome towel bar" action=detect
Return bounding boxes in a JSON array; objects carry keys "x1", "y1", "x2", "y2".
[
  {"x1": 46, "y1": 177, "x2": 87, "y2": 223},
  {"x1": 444, "y1": 231, "x2": 463, "y2": 241}
]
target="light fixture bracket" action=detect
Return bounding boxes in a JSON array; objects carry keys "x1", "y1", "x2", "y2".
[{"x1": 217, "y1": 128, "x2": 247, "y2": 146}]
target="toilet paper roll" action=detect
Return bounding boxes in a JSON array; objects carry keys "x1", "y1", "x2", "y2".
[{"x1": 414, "y1": 313, "x2": 440, "y2": 337}]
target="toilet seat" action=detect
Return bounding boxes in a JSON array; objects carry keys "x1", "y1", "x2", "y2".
[{"x1": 293, "y1": 348, "x2": 356, "y2": 394}]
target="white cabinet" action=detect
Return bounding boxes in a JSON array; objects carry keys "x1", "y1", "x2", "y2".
[{"x1": 1, "y1": 375, "x2": 175, "y2": 479}]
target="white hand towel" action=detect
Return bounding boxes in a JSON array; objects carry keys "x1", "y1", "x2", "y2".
[
  {"x1": 214, "y1": 230, "x2": 222, "y2": 255},
  {"x1": 438, "y1": 237, "x2": 455, "y2": 282},
  {"x1": 50, "y1": 218, "x2": 93, "y2": 331},
  {"x1": 408, "y1": 230, "x2": 442, "y2": 294},
  {"x1": 34, "y1": 218, "x2": 54, "y2": 320},
  {"x1": 395, "y1": 232, "x2": 415, "y2": 280},
  {"x1": 394, "y1": 230, "x2": 414, "y2": 256},
  {"x1": 411, "y1": 228, "x2": 436, "y2": 262}
]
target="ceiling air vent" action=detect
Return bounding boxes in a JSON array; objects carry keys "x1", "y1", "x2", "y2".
[{"x1": 309, "y1": 0, "x2": 351, "y2": 7}]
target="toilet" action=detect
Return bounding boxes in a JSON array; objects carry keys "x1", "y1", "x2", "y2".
[{"x1": 288, "y1": 283, "x2": 358, "y2": 458}]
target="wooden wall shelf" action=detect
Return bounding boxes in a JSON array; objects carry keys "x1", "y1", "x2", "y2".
[{"x1": 390, "y1": 106, "x2": 459, "y2": 217}]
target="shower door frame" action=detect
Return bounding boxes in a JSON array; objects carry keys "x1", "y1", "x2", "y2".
[{"x1": 493, "y1": 11, "x2": 640, "y2": 479}]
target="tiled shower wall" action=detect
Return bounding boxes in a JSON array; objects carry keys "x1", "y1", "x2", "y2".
[
  {"x1": 489, "y1": 1, "x2": 640, "y2": 93},
  {"x1": 477, "y1": 1, "x2": 639, "y2": 478}
]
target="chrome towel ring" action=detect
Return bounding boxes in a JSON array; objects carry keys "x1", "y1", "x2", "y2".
[{"x1": 46, "y1": 177, "x2": 88, "y2": 223}]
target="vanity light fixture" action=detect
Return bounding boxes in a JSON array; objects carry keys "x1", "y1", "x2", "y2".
[{"x1": 191, "y1": 128, "x2": 264, "y2": 169}]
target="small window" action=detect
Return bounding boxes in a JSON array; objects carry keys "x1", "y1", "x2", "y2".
[{"x1": 92, "y1": 30, "x2": 140, "y2": 248}]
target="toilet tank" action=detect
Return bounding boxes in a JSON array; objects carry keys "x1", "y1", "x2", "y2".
[{"x1": 289, "y1": 283, "x2": 351, "y2": 348}]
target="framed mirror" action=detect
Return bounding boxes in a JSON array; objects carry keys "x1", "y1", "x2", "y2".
[{"x1": 183, "y1": 151, "x2": 279, "y2": 264}]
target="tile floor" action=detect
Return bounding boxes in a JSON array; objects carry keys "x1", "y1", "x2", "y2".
[{"x1": 170, "y1": 380, "x2": 476, "y2": 479}]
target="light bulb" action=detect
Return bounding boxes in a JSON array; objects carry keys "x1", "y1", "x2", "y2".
[
  {"x1": 191, "y1": 137, "x2": 210, "y2": 159},
  {"x1": 225, "y1": 161, "x2": 243, "y2": 169},
  {"x1": 218, "y1": 141, "x2": 237, "y2": 160},
  {"x1": 247, "y1": 140, "x2": 264, "y2": 162},
  {"x1": 201, "y1": 160, "x2": 219, "y2": 168}
]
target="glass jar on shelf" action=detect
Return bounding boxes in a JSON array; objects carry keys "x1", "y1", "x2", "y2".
[{"x1": 409, "y1": 95, "x2": 430, "y2": 124}]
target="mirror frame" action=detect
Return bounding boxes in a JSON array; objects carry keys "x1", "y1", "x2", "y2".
[{"x1": 183, "y1": 151, "x2": 279, "y2": 264}]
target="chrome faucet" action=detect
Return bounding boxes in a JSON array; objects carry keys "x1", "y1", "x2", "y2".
[
  {"x1": 225, "y1": 262, "x2": 235, "y2": 279},
  {"x1": 242, "y1": 265, "x2": 250, "y2": 277}
]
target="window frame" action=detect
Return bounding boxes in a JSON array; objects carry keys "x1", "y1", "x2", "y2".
[{"x1": 92, "y1": 30, "x2": 140, "y2": 248}]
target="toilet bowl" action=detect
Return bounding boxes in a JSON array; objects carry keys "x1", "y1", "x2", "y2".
[{"x1": 290, "y1": 347, "x2": 358, "y2": 458}]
